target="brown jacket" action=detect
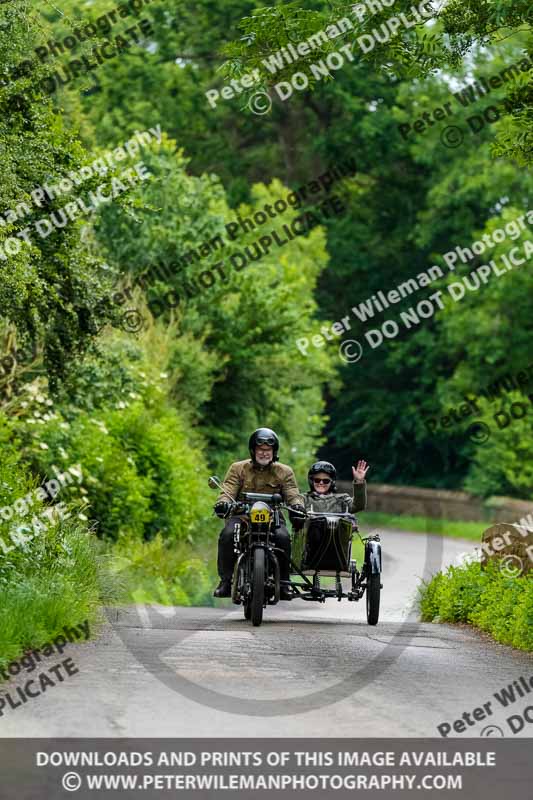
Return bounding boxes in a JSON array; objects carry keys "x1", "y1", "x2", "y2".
[{"x1": 216, "y1": 459, "x2": 304, "y2": 507}]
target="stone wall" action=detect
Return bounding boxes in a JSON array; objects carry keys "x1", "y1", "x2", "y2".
[{"x1": 336, "y1": 481, "x2": 533, "y2": 524}]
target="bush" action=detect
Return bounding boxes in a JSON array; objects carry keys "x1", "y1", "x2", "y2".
[
  {"x1": 6, "y1": 375, "x2": 212, "y2": 543},
  {"x1": 419, "y1": 561, "x2": 533, "y2": 651},
  {"x1": 108, "y1": 529, "x2": 219, "y2": 608}
]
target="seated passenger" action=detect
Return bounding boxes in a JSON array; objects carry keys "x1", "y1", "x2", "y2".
[{"x1": 304, "y1": 459, "x2": 369, "y2": 513}]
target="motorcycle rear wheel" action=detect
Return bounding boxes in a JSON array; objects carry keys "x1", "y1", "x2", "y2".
[{"x1": 251, "y1": 548, "x2": 265, "y2": 627}]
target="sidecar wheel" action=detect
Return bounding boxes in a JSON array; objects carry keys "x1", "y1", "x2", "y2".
[
  {"x1": 251, "y1": 549, "x2": 265, "y2": 627},
  {"x1": 366, "y1": 573, "x2": 380, "y2": 625}
]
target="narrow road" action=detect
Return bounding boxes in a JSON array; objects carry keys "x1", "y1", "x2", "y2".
[{"x1": 2, "y1": 529, "x2": 531, "y2": 737}]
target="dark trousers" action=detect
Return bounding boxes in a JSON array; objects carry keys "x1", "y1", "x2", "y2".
[{"x1": 217, "y1": 516, "x2": 291, "y2": 582}]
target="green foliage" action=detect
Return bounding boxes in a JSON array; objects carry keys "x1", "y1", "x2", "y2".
[
  {"x1": 463, "y1": 392, "x2": 533, "y2": 498},
  {"x1": 94, "y1": 141, "x2": 337, "y2": 476},
  {"x1": 419, "y1": 561, "x2": 533, "y2": 651},
  {"x1": 0, "y1": 3, "x2": 113, "y2": 387},
  {"x1": 109, "y1": 531, "x2": 219, "y2": 609},
  {"x1": 0, "y1": 439, "x2": 105, "y2": 666},
  {"x1": 221, "y1": 1, "x2": 533, "y2": 165},
  {"x1": 0, "y1": 528, "x2": 102, "y2": 669},
  {"x1": 5, "y1": 341, "x2": 213, "y2": 543}
]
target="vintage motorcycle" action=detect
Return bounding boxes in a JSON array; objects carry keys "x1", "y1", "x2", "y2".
[
  {"x1": 209, "y1": 476, "x2": 382, "y2": 627},
  {"x1": 209, "y1": 476, "x2": 298, "y2": 626}
]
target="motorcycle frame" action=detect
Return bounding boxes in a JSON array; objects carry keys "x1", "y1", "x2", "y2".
[{"x1": 286, "y1": 530, "x2": 382, "y2": 603}]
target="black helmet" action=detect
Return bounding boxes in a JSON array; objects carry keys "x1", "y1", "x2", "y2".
[
  {"x1": 249, "y1": 427, "x2": 279, "y2": 463},
  {"x1": 308, "y1": 460, "x2": 336, "y2": 492}
]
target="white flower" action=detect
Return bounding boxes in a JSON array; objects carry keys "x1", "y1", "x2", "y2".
[
  {"x1": 78, "y1": 513, "x2": 88, "y2": 521},
  {"x1": 39, "y1": 442, "x2": 49, "y2": 450},
  {"x1": 116, "y1": 401, "x2": 126, "y2": 409},
  {"x1": 20, "y1": 401, "x2": 28, "y2": 408},
  {"x1": 159, "y1": 372, "x2": 168, "y2": 379},
  {"x1": 36, "y1": 395, "x2": 46, "y2": 403},
  {"x1": 46, "y1": 399, "x2": 54, "y2": 407}
]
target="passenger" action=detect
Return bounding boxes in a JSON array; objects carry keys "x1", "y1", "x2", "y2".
[{"x1": 303, "y1": 460, "x2": 369, "y2": 513}]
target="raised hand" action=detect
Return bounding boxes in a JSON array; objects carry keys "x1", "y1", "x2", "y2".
[{"x1": 352, "y1": 459, "x2": 369, "y2": 482}]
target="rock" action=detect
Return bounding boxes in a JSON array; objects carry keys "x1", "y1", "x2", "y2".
[{"x1": 481, "y1": 523, "x2": 533, "y2": 576}]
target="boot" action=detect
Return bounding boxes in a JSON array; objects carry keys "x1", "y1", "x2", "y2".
[
  {"x1": 279, "y1": 577, "x2": 293, "y2": 601},
  {"x1": 213, "y1": 578, "x2": 232, "y2": 598}
]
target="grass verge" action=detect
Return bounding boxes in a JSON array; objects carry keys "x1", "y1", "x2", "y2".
[
  {"x1": 0, "y1": 526, "x2": 106, "y2": 670},
  {"x1": 419, "y1": 560, "x2": 533, "y2": 651},
  {"x1": 361, "y1": 512, "x2": 486, "y2": 541}
]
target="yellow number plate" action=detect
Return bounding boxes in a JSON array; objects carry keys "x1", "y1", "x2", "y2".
[{"x1": 251, "y1": 509, "x2": 271, "y2": 523}]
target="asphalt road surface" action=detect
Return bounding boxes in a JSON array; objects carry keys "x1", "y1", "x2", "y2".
[{"x1": 2, "y1": 528, "x2": 532, "y2": 737}]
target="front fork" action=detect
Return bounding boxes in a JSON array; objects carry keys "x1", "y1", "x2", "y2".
[{"x1": 232, "y1": 544, "x2": 281, "y2": 605}]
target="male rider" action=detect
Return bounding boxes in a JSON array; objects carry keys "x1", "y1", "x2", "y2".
[
  {"x1": 213, "y1": 427, "x2": 305, "y2": 600},
  {"x1": 303, "y1": 459, "x2": 369, "y2": 513}
]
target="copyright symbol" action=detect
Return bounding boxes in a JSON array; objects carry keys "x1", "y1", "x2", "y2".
[
  {"x1": 467, "y1": 421, "x2": 491, "y2": 444},
  {"x1": 248, "y1": 91, "x2": 272, "y2": 115},
  {"x1": 440, "y1": 126, "x2": 464, "y2": 148},
  {"x1": 339, "y1": 339, "x2": 363, "y2": 364},
  {"x1": 120, "y1": 308, "x2": 144, "y2": 333},
  {"x1": 480, "y1": 725, "x2": 505, "y2": 737},
  {"x1": 500, "y1": 555, "x2": 524, "y2": 579},
  {"x1": 62, "y1": 772, "x2": 82, "y2": 791}
]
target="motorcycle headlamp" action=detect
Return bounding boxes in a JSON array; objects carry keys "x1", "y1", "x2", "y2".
[{"x1": 250, "y1": 501, "x2": 272, "y2": 528}]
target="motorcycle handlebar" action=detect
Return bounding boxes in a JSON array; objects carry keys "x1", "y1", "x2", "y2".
[{"x1": 216, "y1": 499, "x2": 307, "y2": 518}]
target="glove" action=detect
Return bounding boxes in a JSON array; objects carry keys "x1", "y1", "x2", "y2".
[
  {"x1": 289, "y1": 504, "x2": 306, "y2": 530},
  {"x1": 214, "y1": 501, "x2": 231, "y2": 518}
]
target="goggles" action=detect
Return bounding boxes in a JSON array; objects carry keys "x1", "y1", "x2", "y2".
[
  {"x1": 256, "y1": 436, "x2": 276, "y2": 446},
  {"x1": 313, "y1": 477, "x2": 332, "y2": 485}
]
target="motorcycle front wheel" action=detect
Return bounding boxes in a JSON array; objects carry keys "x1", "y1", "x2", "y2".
[
  {"x1": 366, "y1": 572, "x2": 380, "y2": 625},
  {"x1": 251, "y1": 548, "x2": 265, "y2": 627}
]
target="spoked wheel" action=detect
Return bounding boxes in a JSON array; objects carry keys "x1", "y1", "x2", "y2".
[
  {"x1": 251, "y1": 548, "x2": 265, "y2": 627},
  {"x1": 366, "y1": 572, "x2": 381, "y2": 625}
]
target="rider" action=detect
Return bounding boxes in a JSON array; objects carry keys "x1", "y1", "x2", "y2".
[
  {"x1": 213, "y1": 427, "x2": 305, "y2": 600},
  {"x1": 304, "y1": 459, "x2": 369, "y2": 512}
]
